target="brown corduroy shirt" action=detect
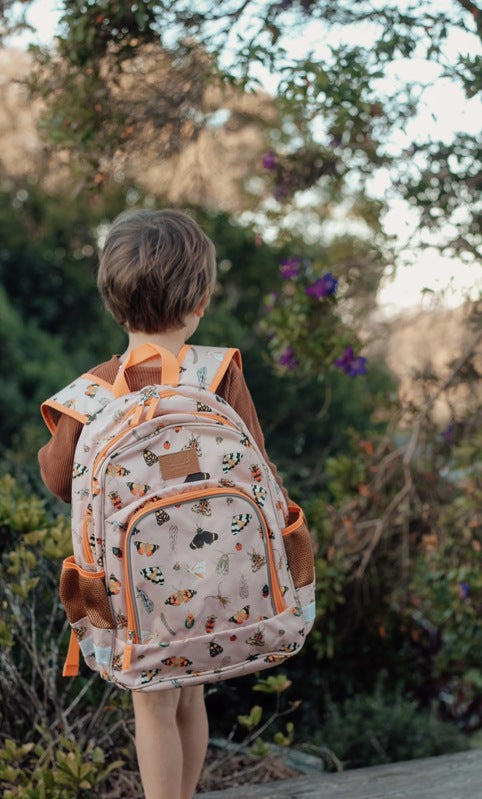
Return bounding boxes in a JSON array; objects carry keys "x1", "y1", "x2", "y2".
[{"x1": 39, "y1": 355, "x2": 288, "y2": 505}]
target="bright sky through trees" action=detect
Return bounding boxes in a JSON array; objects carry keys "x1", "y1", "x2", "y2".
[{"x1": 7, "y1": 0, "x2": 482, "y2": 314}]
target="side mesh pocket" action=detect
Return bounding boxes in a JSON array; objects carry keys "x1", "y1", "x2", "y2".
[
  {"x1": 60, "y1": 556, "x2": 115, "y2": 629},
  {"x1": 282, "y1": 504, "x2": 315, "y2": 589}
]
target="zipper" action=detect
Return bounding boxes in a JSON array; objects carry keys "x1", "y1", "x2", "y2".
[{"x1": 121, "y1": 486, "x2": 286, "y2": 667}]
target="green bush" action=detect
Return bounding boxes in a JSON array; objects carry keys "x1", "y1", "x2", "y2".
[{"x1": 317, "y1": 676, "x2": 468, "y2": 769}]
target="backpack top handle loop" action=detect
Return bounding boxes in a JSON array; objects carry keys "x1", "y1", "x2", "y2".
[{"x1": 112, "y1": 343, "x2": 180, "y2": 397}]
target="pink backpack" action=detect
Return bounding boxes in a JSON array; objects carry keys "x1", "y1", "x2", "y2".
[{"x1": 41, "y1": 344, "x2": 315, "y2": 691}]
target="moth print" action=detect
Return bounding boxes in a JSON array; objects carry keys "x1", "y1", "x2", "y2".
[
  {"x1": 222, "y1": 453, "x2": 242, "y2": 473},
  {"x1": 209, "y1": 641, "x2": 223, "y2": 657},
  {"x1": 231, "y1": 513, "x2": 252, "y2": 535},
  {"x1": 143, "y1": 449, "x2": 158, "y2": 466},
  {"x1": 252, "y1": 485, "x2": 266, "y2": 507},
  {"x1": 188, "y1": 561, "x2": 206, "y2": 579},
  {"x1": 182, "y1": 433, "x2": 202, "y2": 457},
  {"x1": 215, "y1": 551, "x2": 230, "y2": 575},
  {"x1": 191, "y1": 499, "x2": 212, "y2": 516},
  {"x1": 155, "y1": 509, "x2": 170, "y2": 526},
  {"x1": 140, "y1": 566, "x2": 164, "y2": 585},
  {"x1": 248, "y1": 549, "x2": 266, "y2": 572},
  {"x1": 246, "y1": 628, "x2": 265, "y2": 647},
  {"x1": 72, "y1": 462, "x2": 88, "y2": 478}
]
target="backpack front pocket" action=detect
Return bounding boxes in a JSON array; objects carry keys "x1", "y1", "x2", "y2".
[{"x1": 116, "y1": 486, "x2": 287, "y2": 668}]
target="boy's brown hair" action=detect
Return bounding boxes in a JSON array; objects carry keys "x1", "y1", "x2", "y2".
[{"x1": 97, "y1": 208, "x2": 217, "y2": 333}]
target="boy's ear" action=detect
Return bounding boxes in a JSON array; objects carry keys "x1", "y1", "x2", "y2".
[{"x1": 195, "y1": 296, "x2": 208, "y2": 318}]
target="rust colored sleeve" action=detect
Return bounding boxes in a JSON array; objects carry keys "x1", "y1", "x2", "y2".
[
  {"x1": 38, "y1": 414, "x2": 84, "y2": 503},
  {"x1": 217, "y1": 361, "x2": 290, "y2": 505}
]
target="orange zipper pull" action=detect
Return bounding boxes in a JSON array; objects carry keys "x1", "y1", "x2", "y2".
[{"x1": 122, "y1": 631, "x2": 136, "y2": 670}]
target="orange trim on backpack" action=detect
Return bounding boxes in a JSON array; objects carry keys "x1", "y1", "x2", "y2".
[
  {"x1": 63, "y1": 629, "x2": 80, "y2": 677},
  {"x1": 82, "y1": 372, "x2": 114, "y2": 391},
  {"x1": 209, "y1": 348, "x2": 242, "y2": 392},
  {"x1": 41, "y1": 399, "x2": 88, "y2": 435}
]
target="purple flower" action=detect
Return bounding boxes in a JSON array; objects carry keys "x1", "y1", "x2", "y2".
[
  {"x1": 305, "y1": 272, "x2": 338, "y2": 300},
  {"x1": 280, "y1": 257, "x2": 301, "y2": 279},
  {"x1": 334, "y1": 347, "x2": 367, "y2": 377},
  {"x1": 278, "y1": 346, "x2": 299, "y2": 370},
  {"x1": 262, "y1": 150, "x2": 277, "y2": 170},
  {"x1": 459, "y1": 582, "x2": 470, "y2": 601}
]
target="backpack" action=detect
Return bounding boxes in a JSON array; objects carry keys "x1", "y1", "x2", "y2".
[{"x1": 41, "y1": 343, "x2": 316, "y2": 691}]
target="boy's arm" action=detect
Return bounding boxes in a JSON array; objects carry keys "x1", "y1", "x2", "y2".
[
  {"x1": 218, "y1": 361, "x2": 290, "y2": 505},
  {"x1": 38, "y1": 414, "x2": 83, "y2": 503}
]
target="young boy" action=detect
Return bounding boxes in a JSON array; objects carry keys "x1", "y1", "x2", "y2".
[{"x1": 39, "y1": 208, "x2": 289, "y2": 799}]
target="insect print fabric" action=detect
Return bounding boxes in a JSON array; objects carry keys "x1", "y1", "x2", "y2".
[{"x1": 43, "y1": 343, "x2": 316, "y2": 692}]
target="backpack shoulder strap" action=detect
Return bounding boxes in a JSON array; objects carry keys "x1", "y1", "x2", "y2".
[
  {"x1": 178, "y1": 345, "x2": 242, "y2": 393},
  {"x1": 41, "y1": 373, "x2": 115, "y2": 434}
]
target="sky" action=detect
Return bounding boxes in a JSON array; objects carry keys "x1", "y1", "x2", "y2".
[{"x1": 7, "y1": 0, "x2": 482, "y2": 316}]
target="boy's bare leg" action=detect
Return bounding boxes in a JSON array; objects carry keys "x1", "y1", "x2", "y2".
[
  {"x1": 177, "y1": 685, "x2": 209, "y2": 799},
  {"x1": 132, "y1": 686, "x2": 183, "y2": 799}
]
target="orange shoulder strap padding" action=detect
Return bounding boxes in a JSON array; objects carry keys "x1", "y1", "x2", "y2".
[
  {"x1": 40, "y1": 372, "x2": 115, "y2": 434},
  {"x1": 112, "y1": 343, "x2": 180, "y2": 397},
  {"x1": 209, "y1": 348, "x2": 242, "y2": 392},
  {"x1": 63, "y1": 630, "x2": 80, "y2": 677}
]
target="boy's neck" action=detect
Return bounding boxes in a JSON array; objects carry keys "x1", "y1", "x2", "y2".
[{"x1": 123, "y1": 327, "x2": 191, "y2": 362}]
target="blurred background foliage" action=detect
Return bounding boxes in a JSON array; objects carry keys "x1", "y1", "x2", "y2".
[{"x1": 0, "y1": 0, "x2": 481, "y2": 794}]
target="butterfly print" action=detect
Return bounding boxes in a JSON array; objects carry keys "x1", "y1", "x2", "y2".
[
  {"x1": 197, "y1": 401, "x2": 212, "y2": 412},
  {"x1": 106, "y1": 463, "x2": 130, "y2": 477},
  {"x1": 161, "y1": 656, "x2": 192, "y2": 667},
  {"x1": 111, "y1": 546, "x2": 123, "y2": 558},
  {"x1": 140, "y1": 566, "x2": 164, "y2": 585},
  {"x1": 190, "y1": 527, "x2": 218, "y2": 549},
  {"x1": 141, "y1": 668, "x2": 163, "y2": 684},
  {"x1": 134, "y1": 541, "x2": 160, "y2": 556},
  {"x1": 107, "y1": 574, "x2": 121, "y2": 595},
  {"x1": 72, "y1": 462, "x2": 88, "y2": 478},
  {"x1": 127, "y1": 481, "x2": 150, "y2": 497},
  {"x1": 164, "y1": 588, "x2": 197, "y2": 606},
  {"x1": 228, "y1": 605, "x2": 250, "y2": 625}
]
